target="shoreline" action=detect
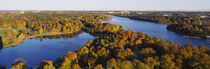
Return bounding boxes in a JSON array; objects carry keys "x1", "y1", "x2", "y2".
[
  {"x1": 111, "y1": 15, "x2": 209, "y2": 39},
  {"x1": 111, "y1": 15, "x2": 168, "y2": 24},
  {"x1": 183, "y1": 35, "x2": 202, "y2": 39},
  {"x1": 3, "y1": 31, "x2": 81, "y2": 48}
]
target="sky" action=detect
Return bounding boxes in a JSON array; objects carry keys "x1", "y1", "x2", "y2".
[{"x1": 0, "y1": 0, "x2": 210, "y2": 11}]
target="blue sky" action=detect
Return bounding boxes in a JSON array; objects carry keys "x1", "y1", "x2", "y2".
[{"x1": 0, "y1": 0, "x2": 209, "y2": 11}]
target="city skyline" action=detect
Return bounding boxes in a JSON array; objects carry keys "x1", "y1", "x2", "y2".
[{"x1": 0, "y1": 0, "x2": 210, "y2": 11}]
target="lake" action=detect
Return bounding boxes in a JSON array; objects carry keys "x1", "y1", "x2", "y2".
[
  {"x1": 107, "y1": 15, "x2": 210, "y2": 47},
  {"x1": 0, "y1": 15, "x2": 209, "y2": 68},
  {"x1": 0, "y1": 32, "x2": 95, "y2": 67}
]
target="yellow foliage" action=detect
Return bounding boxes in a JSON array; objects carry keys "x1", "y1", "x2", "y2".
[
  {"x1": 77, "y1": 46, "x2": 89, "y2": 55},
  {"x1": 39, "y1": 27, "x2": 43, "y2": 34},
  {"x1": 17, "y1": 33, "x2": 25, "y2": 40},
  {"x1": 58, "y1": 61, "x2": 71, "y2": 69},
  {"x1": 12, "y1": 29, "x2": 18, "y2": 36},
  {"x1": 72, "y1": 64, "x2": 81, "y2": 69},
  {"x1": 117, "y1": 48, "x2": 134, "y2": 59},
  {"x1": 65, "y1": 52, "x2": 77, "y2": 61},
  {"x1": 135, "y1": 39, "x2": 142, "y2": 45},
  {"x1": 140, "y1": 48, "x2": 156, "y2": 55},
  {"x1": 94, "y1": 64, "x2": 103, "y2": 69},
  {"x1": 39, "y1": 60, "x2": 56, "y2": 69},
  {"x1": 107, "y1": 58, "x2": 118, "y2": 69},
  {"x1": 11, "y1": 62, "x2": 26, "y2": 69},
  {"x1": 2, "y1": 39, "x2": 8, "y2": 44}
]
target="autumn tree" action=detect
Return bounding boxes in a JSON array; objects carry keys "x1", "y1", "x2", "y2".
[
  {"x1": 39, "y1": 60, "x2": 56, "y2": 69},
  {"x1": 11, "y1": 62, "x2": 26, "y2": 69}
]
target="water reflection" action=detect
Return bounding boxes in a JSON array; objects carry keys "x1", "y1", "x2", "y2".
[
  {"x1": 0, "y1": 32, "x2": 95, "y2": 67},
  {"x1": 0, "y1": 36, "x2": 3, "y2": 49},
  {"x1": 37, "y1": 31, "x2": 83, "y2": 41}
]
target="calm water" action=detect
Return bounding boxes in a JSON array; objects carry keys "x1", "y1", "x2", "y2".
[
  {"x1": 107, "y1": 15, "x2": 210, "y2": 47},
  {"x1": 0, "y1": 15, "x2": 210, "y2": 68},
  {"x1": 0, "y1": 32, "x2": 95, "y2": 67}
]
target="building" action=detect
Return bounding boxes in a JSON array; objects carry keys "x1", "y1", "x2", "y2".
[{"x1": 200, "y1": 15, "x2": 208, "y2": 18}]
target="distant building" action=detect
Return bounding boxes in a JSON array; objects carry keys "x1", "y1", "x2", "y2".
[
  {"x1": 19, "y1": 11, "x2": 25, "y2": 14},
  {"x1": 33, "y1": 10, "x2": 40, "y2": 13},
  {"x1": 200, "y1": 15, "x2": 208, "y2": 18},
  {"x1": 107, "y1": 11, "x2": 114, "y2": 14},
  {"x1": 163, "y1": 14, "x2": 168, "y2": 16},
  {"x1": 120, "y1": 11, "x2": 130, "y2": 14},
  {"x1": 136, "y1": 12, "x2": 144, "y2": 14}
]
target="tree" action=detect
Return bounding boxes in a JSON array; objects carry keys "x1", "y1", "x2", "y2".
[
  {"x1": 88, "y1": 51, "x2": 98, "y2": 66},
  {"x1": 39, "y1": 27, "x2": 43, "y2": 34},
  {"x1": 77, "y1": 46, "x2": 89, "y2": 56},
  {"x1": 144, "y1": 57, "x2": 160, "y2": 69},
  {"x1": 17, "y1": 33, "x2": 25, "y2": 40},
  {"x1": 135, "y1": 39, "x2": 142, "y2": 45},
  {"x1": 12, "y1": 29, "x2": 18, "y2": 36},
  {"x1": 39, "y1": 60, "x2": 56, "y2": 69},
  {"x1": 11, "y1": 62, "x2": 26, "y2": 69},
  {"x1": 117, "y1": 48, "x2": 134, "y2": 60},
  {"x1": 62, "y1": 27, "x2": 67, "y2": 33},
  {"x1": 120, "y1": 60, "x2": 133, "y2": 69},
  {"x1": 96, "y1": 47, "x2": 109, "y2": 57},
  {"x1": 136, "y1": 61, "x2": 150, "y2": 69},
  {"x1": 72, "y1": 64, "x2": 81, "y2": 69},
  {"x1": 139, "y1": 48, "x2": 156, "y2": 58},
  {"x1": 94, "y1": 64, "x2": 103, "y2": 69},
  {"x1": 142, "y1": 39, "x2": 155, "y2": 46},
  {"x1": 106, "y1": 58, "x2": 118, "y2": 69},
  {"x1": 160, "y1": 54, "x2": 175, "y2": 69},
  {"x1": 58, "y1": 61, "x2": 71, "y2": 69},
  {"x1": 64, "y1": 52, "x2": 77, "y2": 61}
]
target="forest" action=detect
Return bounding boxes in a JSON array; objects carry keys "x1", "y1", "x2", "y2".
[
  {"x1": 112, "y1": 12, "x2": 210, "y2": 37},
  {"x1": 0, "y1": 12, "x2": 113, "y2": 48},
  {"x1": 0, "y1": 12, "x2": 209, "y2": 69}
]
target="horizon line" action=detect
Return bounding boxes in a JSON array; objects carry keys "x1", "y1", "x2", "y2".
[{"x1": 0, "y1": 10, "x2": 210, "y2": 12}]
